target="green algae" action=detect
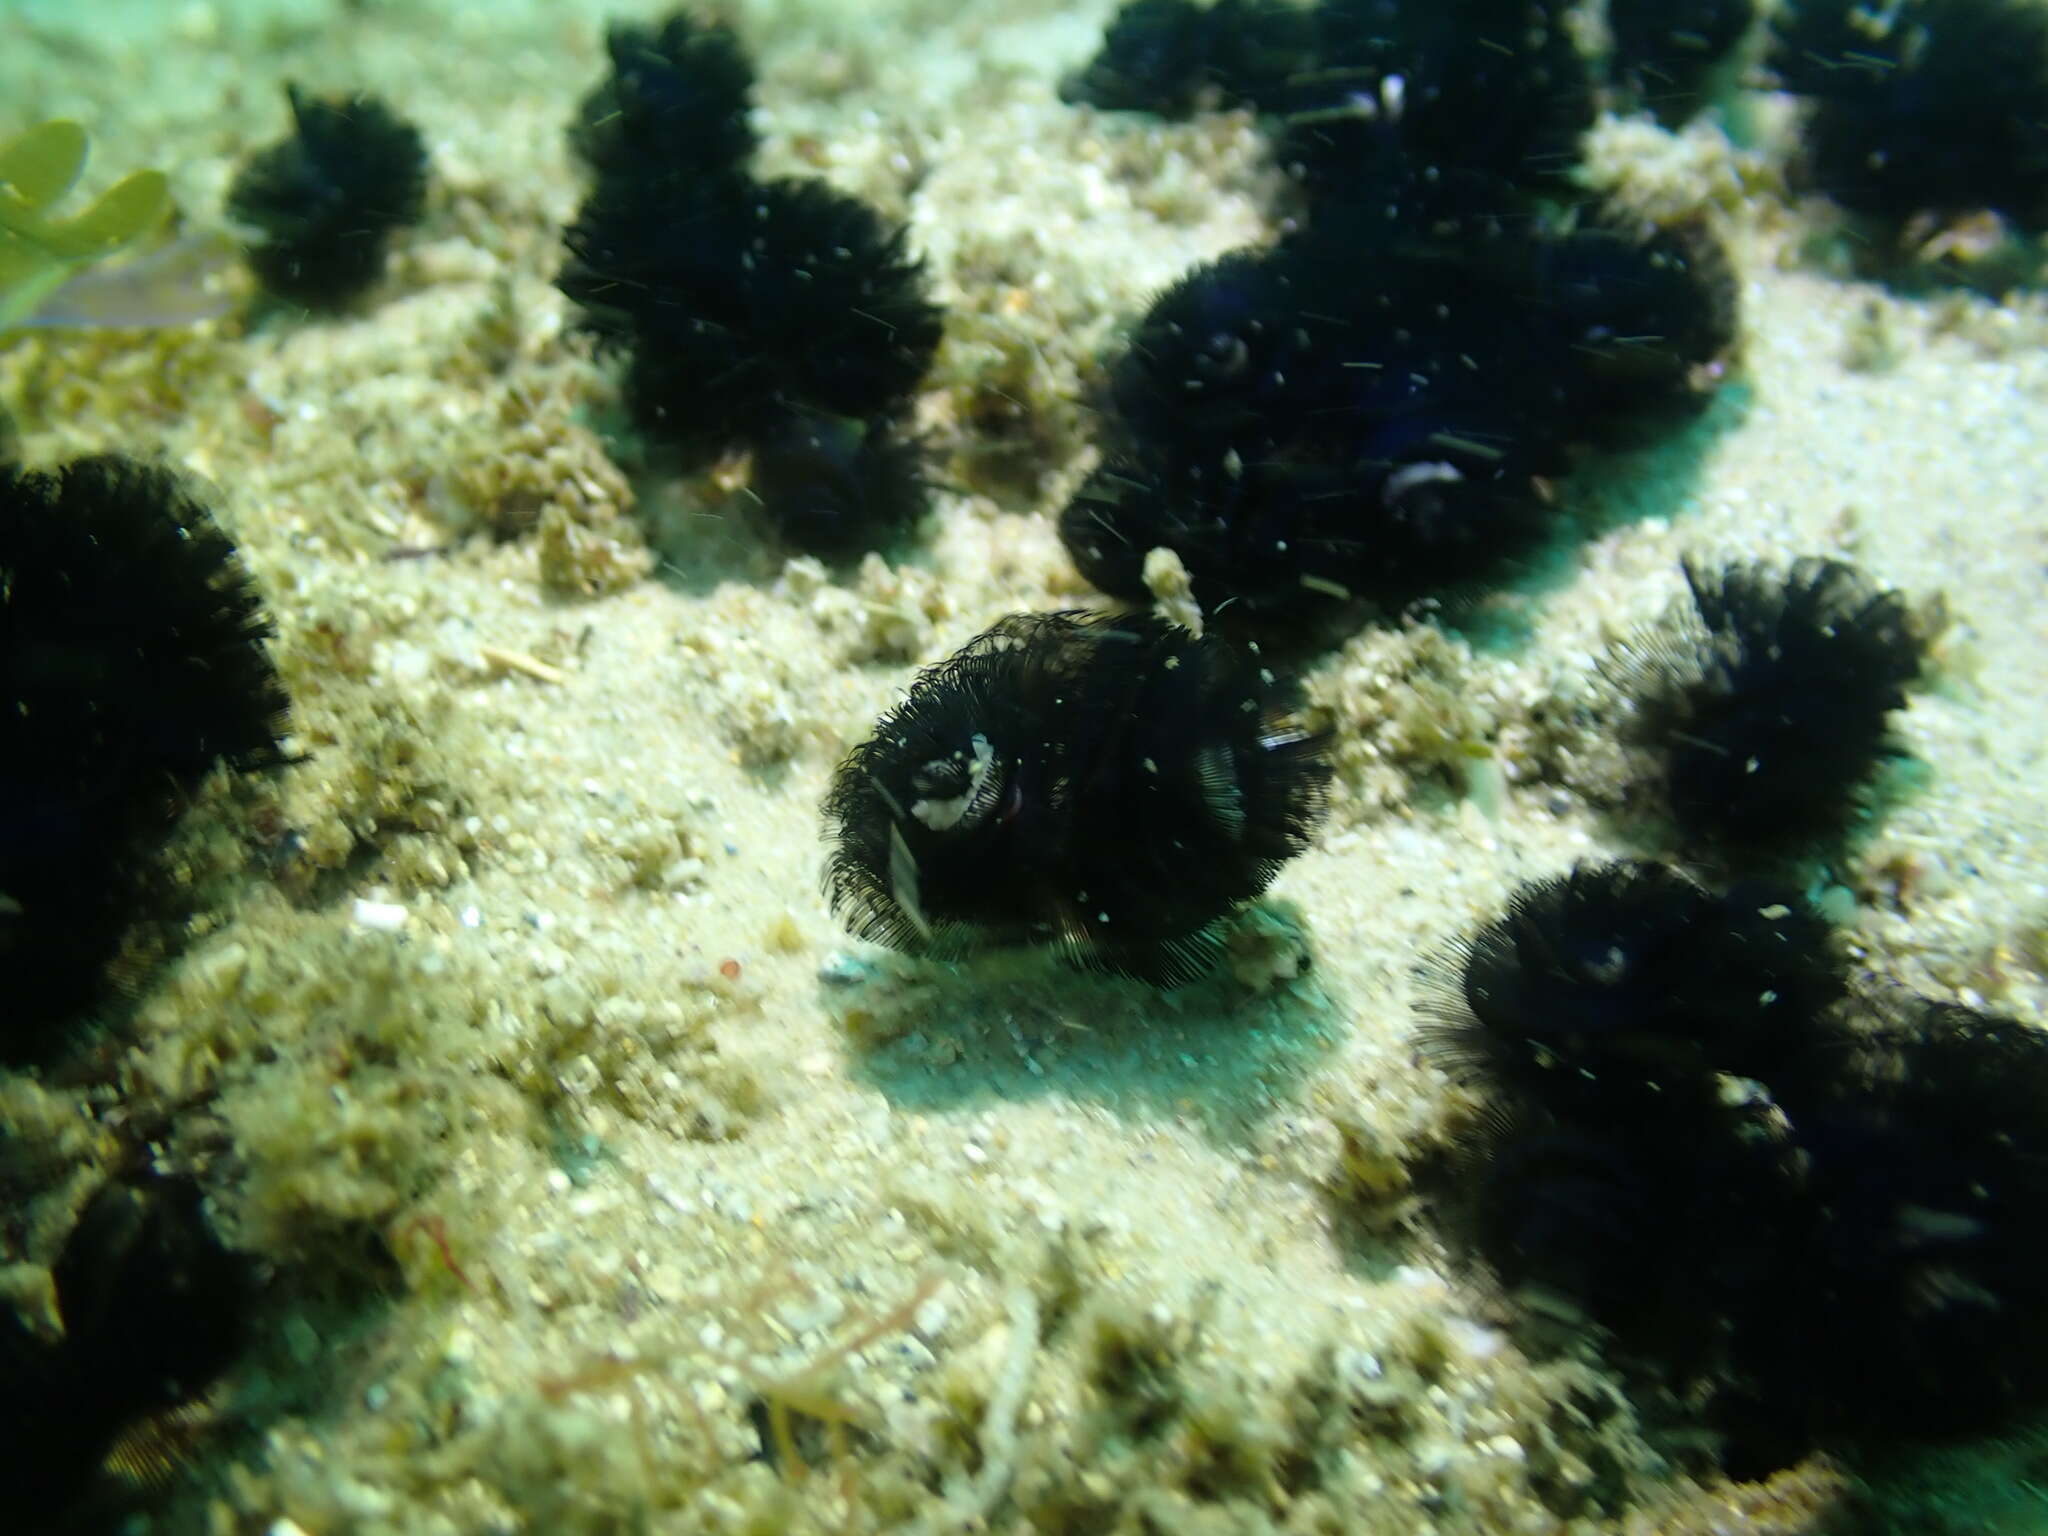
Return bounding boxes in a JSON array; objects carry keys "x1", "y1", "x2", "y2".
[{"x1": 0, "y1": 119, "x2": 170, "y2": 331}]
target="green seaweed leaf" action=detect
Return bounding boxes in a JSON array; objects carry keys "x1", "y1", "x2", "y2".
[
  {"x1": 0, "y1": 120, "x2": 88, "y2": 207},
  {"x1": 1, "y1": 119, "x2": 171, "y2": 330}
]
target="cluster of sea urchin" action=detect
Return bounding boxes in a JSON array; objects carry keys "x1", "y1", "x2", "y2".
[
  {"x1": 823, "y1": 612, "x2": 1329, "y2": 984},
  {"x1": 1065, "y1": 0, "x2": 1599, "y2": 216},
  {"x1": 556, "y1": 9, "x2": 945, "y2": 557},
  {"x1": 1059, "y1": 201, "x2": 1736, "y2": 632},
  {"x1": 1424, "y1": 860, "x2": 2048, "y2": 1475},
  {"x1": 1065, "y1": 0, "x2": 1758, "y2": 153},
  {"x1": 1059, "y1": 0, "x2": 1740, "y2": 639},
  {"x1": 1418, "y1": 556, "x2": 1946, "y2": 1469}
]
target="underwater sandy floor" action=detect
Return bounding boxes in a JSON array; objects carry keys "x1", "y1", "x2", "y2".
[{"x1": 4, "y1": 0, "x2": 2048, "y2": 1531}]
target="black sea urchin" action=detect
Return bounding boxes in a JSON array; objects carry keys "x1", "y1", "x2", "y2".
[
  {"x1": 1279, "y1": 0, "x2": 1596, "y2": 205},
  {"x1": 823, "y1": 611, "x2": 1328, "y2": 983},
  {"x1": 1521, "y1": 209, "x2": 1740, "y2": 436},
  {"x1": 1617, "y1": 558, "x2": 1927, "y2": 860},
  {"x1": 560, "y1": 174, "x2": 943, "y2": 461},
  {"x1": 1064, "y1": 0, "x2": 1598, "y2": 213},
  {"x1": 1770, "y1": 0, "x2": 2048, "y2": 249},
  {"x1": 1421, "y1": 860, "x2": 1845, "y2": 1119},
  {"x1": 1, "y1": 455, "x2": 291, "y2": 1053},
  {"x1": 1062, "y1": 236, "x2": 1563, "y2": 622},
  {"x1": 1060, "y1": 0, "x2": 1316, "y2": 117},
  {"x1": 3, "y1": 1174, "x2": 255, "y2": 1525},
  {"x1": 1420, "y1": 861, "x2": 1842, "y2": 1376},
  {"x1": 227, "y1": 83, "x2": 429, "y2": 309},
  {"x1": 1422, "y1": 860, "x2": 2048, "y2": 1476},
  {"x1": 1609, "y1": 0, "x2": 1756, "y2": 125},
  {"x1": 571, "y1": 10, "x2": 758, "y2": 190},
  {"x1": 1457, "y1": 1089, "x2": 1808, "y2": 1377}
]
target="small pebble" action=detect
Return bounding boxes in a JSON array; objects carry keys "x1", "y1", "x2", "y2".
[
  {"x1": 819, "y1": 951, "x2": 874, "y2": 986},
  {"x1": 352, "y1": 897, "x2": 409, "y2": 932}
]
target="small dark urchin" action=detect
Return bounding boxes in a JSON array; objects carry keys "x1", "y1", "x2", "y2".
[
  {"x1": 571, "y1": 10, "x2": 758, "y2": 189},
  {"x1": 1770, "y1": 0, "x2": 2048, "y2": 246},
  {"x1": 1059, "y1": 0, "x2": 1316, "y2": 117},
  {"x1": 1, "y1": 455, "x2": 292, "y2": 1053},
  {"x1": 1609, "y1": 0, "x2": 1757, "y2": 125},
  {"x1": 745, "y1": 406, "x2": 931, "y2": 557},
  {"x1": 1420, "y1": 860, "x2": 1845, "y2": 1120},
  {"x1": 1615, "y1": 557, "x2": 1927, "y2": 860},
  {"x1": 823, "y1": 611, "x2": 1329, "y2": 983},
  {"x1": 560, "y1": 174, "x2": 943, "y2": 465},
  {"x1": 2, "y1": 1174, "x2": 256, "y2": 1525},
  {"x1": 227, "y1": 83, "x2": 429, "y2": 309}
]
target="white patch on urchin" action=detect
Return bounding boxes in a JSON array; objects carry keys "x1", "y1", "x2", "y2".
[{"x1": 910, "y1": 733, "x2": 994, "y2": 831}]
